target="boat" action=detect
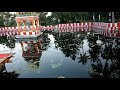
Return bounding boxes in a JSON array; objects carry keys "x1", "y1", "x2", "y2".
[
  {"x1": 0, "y1": 53, "x2": 14, "y2": 63},
  {"x1": 0, "y1": 53, "x2": 18, "y2": 78}
]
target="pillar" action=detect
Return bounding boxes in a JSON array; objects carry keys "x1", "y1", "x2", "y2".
[
  {"x1": 37, "y1": 20, "x2": 39, "y2": 26},
  {"x1": 20, "y1": 42, "x2": 24, "y2": 52},
  {"x1": 36, "y1": 20, "x2": 39, "y2": 30},
  {"x1": 38, "y1": 40, "x2": 42, "y2": 50},
  {"x1": 30, "y1": 20, "x2": 32, "y2": 30},
  {"x1": 35, "y1": 43, "x2": 39, "y2": 53},
  {"x1": 32, "y1": 20, "x2": 35, "y2": 30},
  {"x1": 17, "y1": 21, "x2": 21, "y2": 35},
  {"x1": 23, "y1": 21, "x2": 26, "y2": 30}
]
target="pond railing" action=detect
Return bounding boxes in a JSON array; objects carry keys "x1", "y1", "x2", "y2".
[{"x1": 0, "y1": 22, "x2": 120, "y2": 37}]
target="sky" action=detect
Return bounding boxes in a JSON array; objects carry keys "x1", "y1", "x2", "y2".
[
  {"x1": 9, "y1": 12, "x2": 16, "y2": 14},
  {"x1": 46, "y1": 12, "x2": 52, "y2": 17}
]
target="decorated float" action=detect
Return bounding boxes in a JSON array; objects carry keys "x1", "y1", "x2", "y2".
[{"x1": 15, "y1": 12, "x2": 42, "y2": 39}]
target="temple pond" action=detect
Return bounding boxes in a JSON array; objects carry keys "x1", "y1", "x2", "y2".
[{"x1": 0, "y1": 31, "x2": 120, "y2": 78}]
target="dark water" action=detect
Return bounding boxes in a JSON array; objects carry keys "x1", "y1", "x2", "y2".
[{"x1": 0, "y1": 31, "x2": 120, "y2": 78}]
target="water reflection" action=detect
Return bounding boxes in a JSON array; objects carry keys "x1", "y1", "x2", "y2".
[
  {"x1": 88, "y1": 41, "x2": 101, "y2": 63},
  {"x1": 88, "y1": 60, "x2": 120, "y2": 78},
  {"x1": 0, "y1": 30, "x2": 120, "y2": 78},
  {"x1": 16, "y1": 32, "x2": 50, "y2": 70},
  {"x1": 0, "y1": 36, "x2": 15, "y2": 49},
  {"x1": 87, "y1": 33, "x2": 120, "y2": 78},
  {"x1": 41, "y1": 32, "x2": 50, "y2": 51},
  {"x1": 20, "y1": 39, "x2": 42, "y2": 68},
  {"x1": 0, "y1": 60, "x2": 19, "y2": 78},
  {"x1": 53, "y1": 31, "x2": 120, "y2": 78},
  {"x1": 53, "y1": 32, "x2": 86, "y2": 60}
]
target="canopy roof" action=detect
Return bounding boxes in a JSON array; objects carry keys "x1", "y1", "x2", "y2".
[{"x1": 15, "y1": 16, "x2": 39, "y2": 22}]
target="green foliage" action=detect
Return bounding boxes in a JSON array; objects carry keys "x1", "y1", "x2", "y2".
[
  {"x1": 0, "y1": 12, "x2": 17, "y2": 27},
  {"x1": 0, "y1": 12, "x2": 120, "y2": 27},
  {"x1": 51, "y1": 12, "x2": 90, "y2": 24},
  {"x1": 0, "y1": 15, "x2": 5, "y2": 27},
  {"x1": 38, "y1": 12, "x2": 120, "y2": 25}
]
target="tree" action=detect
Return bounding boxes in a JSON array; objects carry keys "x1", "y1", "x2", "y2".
[
  {"x1": 0, "y1": 15, "x2": 5, "y2": 27},
  {"x1": 0, "y1": 12, "x2": 5, "y2": 27},
  {"x1": 36, "y1": 12, "x2": 48, "y2": 26},
  {"x1": 51, "y1": 12, "x2": 90, "y2": 24},
  {"x1": 0, "y1": 12, "x2": 17, "y2": 27}
]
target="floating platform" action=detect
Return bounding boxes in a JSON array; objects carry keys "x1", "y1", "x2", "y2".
[
  {"x1": 0, "y1": 53, "x2": 14, "y2": 63},
  {"x1": 15, "y1": 37, "x2": 41, "y2": 43},
  {"x1": 15, "y1": 31, "x2": 43, "y2": 39}
]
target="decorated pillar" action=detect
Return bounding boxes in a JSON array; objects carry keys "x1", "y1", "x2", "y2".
[
  {"x1": 23, "y1": 21, "x2": 26, "y2": 30},
  {"x1": 38, "y1": 40, "x2": 42, "y2": 50},
  {"x1": 35, "y1": 43, "x2": 39, "y2": 53},
  {"x1": 17, "y1": 21, "x2": 21, "y2": 35},
  {"x1": 37, "y1": 20, "x2": 39, "y2": 26},
  {"x1": 20, "y1": 42, "x2": 24, "y2": 52},
  {"x1": 32, "y1": 20, "x2": 35, "y2": 30},
  {"x1": 36, "y1": 20, "x2": 39, "y2": 30}
]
